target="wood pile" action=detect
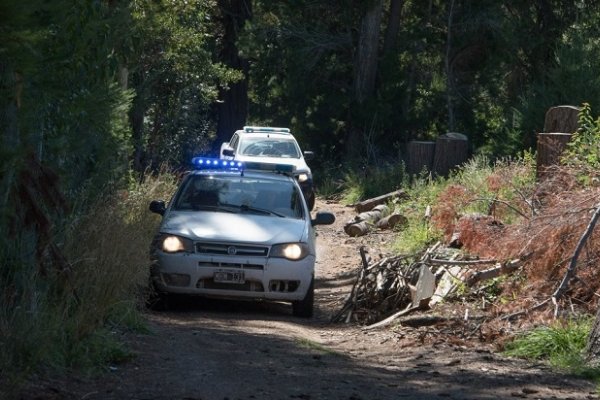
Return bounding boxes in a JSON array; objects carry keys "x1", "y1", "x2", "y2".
[
  {"x1": 344, "y1": 190, "x2": 408, "y2": 237},
  {"x1": 332, "y1": 243, "x2": 522, "y2": 327}
]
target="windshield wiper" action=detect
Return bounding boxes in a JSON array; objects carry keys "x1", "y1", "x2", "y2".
[{"x1": 218, "y1": 203, "x2": 286, "y2": 217}]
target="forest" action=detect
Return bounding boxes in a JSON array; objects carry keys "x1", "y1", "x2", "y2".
[{"x1": 3, "y1": 0, "x2": 600, "y2": 392}]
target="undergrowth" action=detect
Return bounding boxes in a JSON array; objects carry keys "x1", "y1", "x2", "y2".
[
  {"x1": 0, "y1": 170, "x2": 177, "y2": 395},
  {"x1": 503, "y1": 318, "x2": 600, "y2": 379}
]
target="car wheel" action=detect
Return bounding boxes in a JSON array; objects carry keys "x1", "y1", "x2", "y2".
[
  {"x1": 306, "y1": 190, "x2": 316, "y2": 211},
  {"x1": 146, "y1": 281, "x2": 171, "y2": 311},
  {"x1": 292, "y1": 278, "x2": 314, "y2": 318}
]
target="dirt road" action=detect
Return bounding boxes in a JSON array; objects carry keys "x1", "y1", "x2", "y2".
[{"x1": 25, "y1": 200, "x2": 598, "y2": 400}]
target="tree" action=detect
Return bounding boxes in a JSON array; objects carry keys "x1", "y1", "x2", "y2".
[
  {"x1": 128, "y1": 0, "x2": 239, "y2": 171},
  {"x1": 213, "y1": 0, "x2": 253, "y2": 155}
]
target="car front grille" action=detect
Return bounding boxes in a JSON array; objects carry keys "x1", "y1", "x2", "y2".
[
  {"x1": 198, "y1": 261, "x2": 264, "y2": 270},
  {"x1": 196, "y1": 242, "x2": 269, "y2": 257}
]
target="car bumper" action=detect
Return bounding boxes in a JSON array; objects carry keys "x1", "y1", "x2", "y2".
[{"x1": 151, "y1": 252, "x2": 314, "y2": 301}]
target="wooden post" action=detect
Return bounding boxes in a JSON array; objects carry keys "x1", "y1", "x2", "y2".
[
  {"x1": 432, "y1": 132, "x2": 469, "y2": 177},
  {"x1": 407, "y1": 140, "x2": 435, "y2": 175}
]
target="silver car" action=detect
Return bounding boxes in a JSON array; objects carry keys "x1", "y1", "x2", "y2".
[
  {"x1": 148, "y1": 158, "x2": 335, "y2": 317},
  {"x1": 220, "y1": 126, "x2": 316, "y2": 210}
]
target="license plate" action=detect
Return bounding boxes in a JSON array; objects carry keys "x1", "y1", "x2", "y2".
[{"x1": 214, "y1": 270, "x2": 245, "y2": 284}]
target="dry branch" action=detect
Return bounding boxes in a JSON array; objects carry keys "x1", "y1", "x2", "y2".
[{"x1": 553, "y1": 203, "x2": 600, "y2": 302}]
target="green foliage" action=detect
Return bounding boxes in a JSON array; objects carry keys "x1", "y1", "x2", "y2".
[
  {"x1": 503, "y1": 318, "x2": 600, "y2": 377},
  {"x1": 563, "y1": 103, "x2": 600, "y2": 184},
  {"x1": 129, "y1": 0, "x2": 239, "y2": 170},
  {"x1": 391, "y1": 172, "x2": 446, "y2": 253}
]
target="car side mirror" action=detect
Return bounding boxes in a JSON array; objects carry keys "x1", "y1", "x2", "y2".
[
  {"x1": 149, "y1": 200, "x2": 166, "y2": 216},
  {"x1": 222, "y1": 148, "x2": 235, "y2": 157},
  {"x1": 303, "y1": 151, "x2": 314, "y2": 161},
  {"x1": 311, "y1": 211, "x2": 335, "y2": 226}
]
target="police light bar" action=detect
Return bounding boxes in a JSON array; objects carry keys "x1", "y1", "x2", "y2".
[
  {"x1": 192, "y1": 157, "x2": 243, "y2": 170},
  {"x1": 191, "y1": 157, "x2": 294, "y2": 174},
  {"x1": 243, "y1": 126, "x2": 290, "y2": 134}
]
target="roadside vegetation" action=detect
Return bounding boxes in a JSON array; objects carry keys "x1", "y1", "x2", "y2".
[
  {"x1": 0, "y1": 172, "x2": 177, "y2": 394},
  {"x1": 332, "y1": 104, "x2": 600, "y2": 380}
]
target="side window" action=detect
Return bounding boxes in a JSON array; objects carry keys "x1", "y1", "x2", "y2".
[{"x1": 230, "y1": 134, "x2": 239, "y2": 151}]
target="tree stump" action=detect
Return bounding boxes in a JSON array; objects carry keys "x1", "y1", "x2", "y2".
[
  {"x1": 407, "y1": 141, "x2": 435, "y2": 175},
  {"x1": 432, "y1": 133, "x2": 469, "y2": 177},
  {"x1": 536, "y1": 132, "x2": 572, "y2": 179},
  {"x1": 544, "y1": 105, "x2": 580, "y2": 133}
]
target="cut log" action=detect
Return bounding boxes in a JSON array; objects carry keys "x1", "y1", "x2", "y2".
[
  {"x1": 353, "y1": 190, "x2": 408, "y2": 213},
  {"x1": 344, "y1": 205, "x2": 391, "y2": 237},
  {"x1": 432, "y1": 132, "x2": 469, "y2": 177},
  {"x1": 543, "y1": 105, "x2": 580, "y2": 133},
  {"x1": 376, "y1": 213, "x2": 407, "y2": 229},
  {"x1": 406, "y1": 140, "x2": 435, "y2": 175},
  {"x1": 344, "y1": 221, "x2": 372, "y2": 237}
]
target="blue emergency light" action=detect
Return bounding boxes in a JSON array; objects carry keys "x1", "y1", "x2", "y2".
[
  {"x1": 192, "y1": 157, "x2": 243, "y2": 170},
  {"x1": 191, "y1": 157, "x2": 295, "y2": 174}
]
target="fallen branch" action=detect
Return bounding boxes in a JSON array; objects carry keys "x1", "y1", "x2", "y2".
[
  {"x1": 553, "y1": 203, "x2": 600, "y2": 302},
  {"x1": 466, "y1": 259, "x2": 522, "y2": 287}
]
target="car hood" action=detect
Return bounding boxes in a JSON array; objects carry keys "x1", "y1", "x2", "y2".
[{"x1": 160, "y1": 211, "x2": 308, "y2": 244}]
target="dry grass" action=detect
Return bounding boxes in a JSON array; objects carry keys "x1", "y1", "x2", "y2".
[{"x1": 431, "y1": 163, "x2": 600, "y2": 322}]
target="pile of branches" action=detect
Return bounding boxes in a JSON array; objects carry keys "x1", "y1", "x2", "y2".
[{"x1": 331, "y1": 244, "x2": 472, "y2": 325}]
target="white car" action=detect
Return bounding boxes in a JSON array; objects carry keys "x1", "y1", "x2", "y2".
[
  {"x1": 148, "y1": 158, "x2": 335, "y2": 317},
  {"x1": 220, "y1": 126, "x2": 316, "y2": 210}
]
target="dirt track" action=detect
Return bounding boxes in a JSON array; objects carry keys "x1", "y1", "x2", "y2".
[{"x1": 22, "y1": 200, "x2": 599, "y2": 400}]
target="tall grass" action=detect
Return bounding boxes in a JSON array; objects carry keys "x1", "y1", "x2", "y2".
[
  {"x1": 503, "y1": 318, "x2": 600, "y2": 378},
  {"x1": 0, "y1": 170, "x2": 178, "y2": 395}
]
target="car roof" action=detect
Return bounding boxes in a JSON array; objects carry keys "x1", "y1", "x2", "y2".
[{"x1": 235, "y1": 131, "x2": 297, "y2": 141}]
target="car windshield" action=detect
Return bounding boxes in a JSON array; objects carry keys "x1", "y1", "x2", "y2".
[
  {"x1": 173, "y1": 174, "x2": 304, "y2": 219},
  {"x1": 239, "y1": 138, "x2": 301, "y2": 158}
]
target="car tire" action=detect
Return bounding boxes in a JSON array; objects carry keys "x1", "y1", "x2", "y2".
[
  {"x1": 292, "y1": 278, "x2": 314, "y2": 318},
  {"x1": 306, "y1": 190, "x2": 316, "y2": 211},
  {"x1": 146, "y1": 282, "x2": 171, "y2": 311}
]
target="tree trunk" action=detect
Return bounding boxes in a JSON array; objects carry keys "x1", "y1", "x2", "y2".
[
  {"x1": 586, "y1": 304, "x2": 600, "y2": 367},
  {"x1": 130, "y1": 71, "x2": 147, "y2": 173},
  {"x1": 407, "y1": 140, "x2": 435, "y2": 175},
  {"x1": 445, "y1": 0, "x2": 456, "y2": 131},
  {"x1": 214, "y1": 0, "x2": 252, "y2": 155},
  {"x1": 382, "y1": 0, "x2": 404, "y2": 56},
  {"x1": 0, "y1": 60, "x2": 20, "y2": 213},
  {"x1": 353, "y1": 0, "x2": 383, "y2": 104},
  {"x1": 346, "y1": 0, "x2": 383, "y2": 159}
]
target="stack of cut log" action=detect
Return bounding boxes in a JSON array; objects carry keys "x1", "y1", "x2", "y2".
[
  {"x1": 344, "y1": 190, "x2": 408, "y2": 237},
  {"x1": 332, "y1": 243, "x2": 522, "y2": 327}
]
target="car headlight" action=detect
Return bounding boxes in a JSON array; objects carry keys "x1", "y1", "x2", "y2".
[
  {"x1": 270, "y1": 243, "x2": 310, "y2": 260},
  {"x1": 297, "y1": 173, "x2": 309, "y2": 183},
  {"x1": 161, "y1": 235, "x2": 194, "y2": 253}
]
